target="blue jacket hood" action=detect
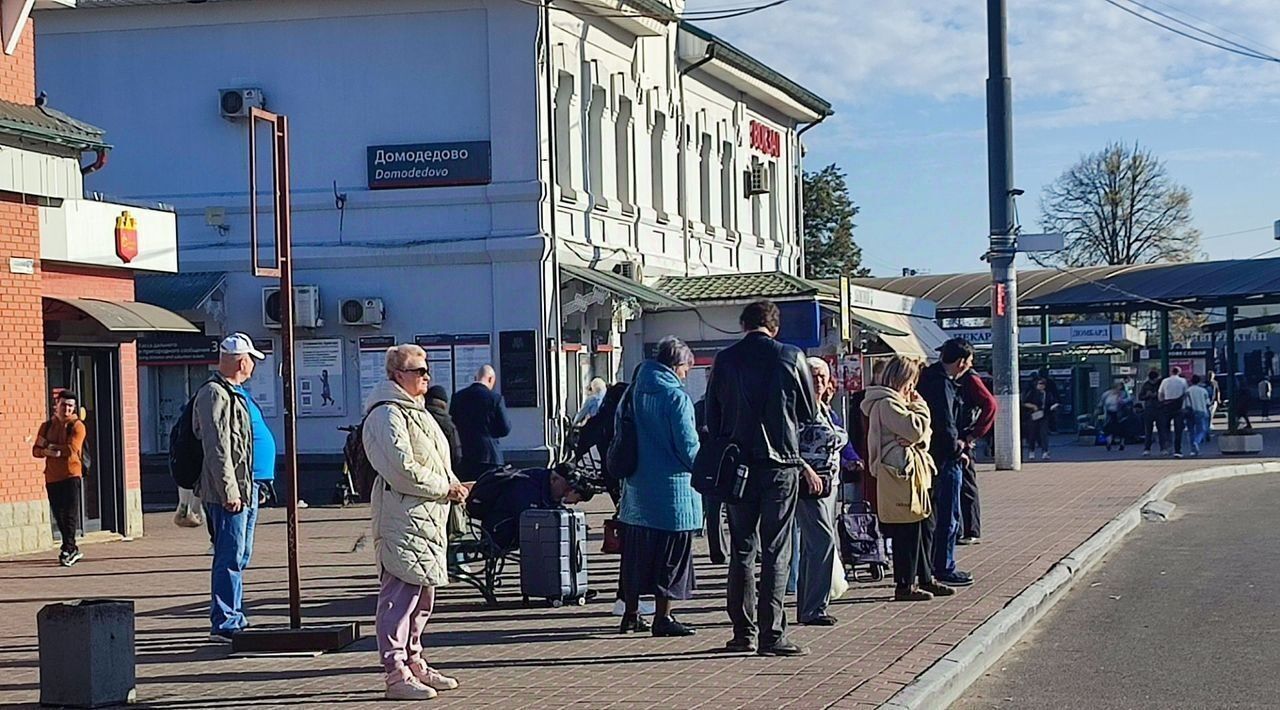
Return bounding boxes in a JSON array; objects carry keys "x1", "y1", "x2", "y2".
[{"x1": 635, "y1": 359, "x2": 683, "y2": 395}]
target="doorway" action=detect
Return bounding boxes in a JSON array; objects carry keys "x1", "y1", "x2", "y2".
[{"x1": 45, "y1": 345, "x2": 124, "y2": 535}]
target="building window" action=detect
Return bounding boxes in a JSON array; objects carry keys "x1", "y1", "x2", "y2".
[
  {"x1": 720, "y1": 141, "x2": 734, "y2": 235},
  {"x1": 615, "y1": 97, "x2": 633, "y2": 213},
  {"x1": 651, "y1": 112, "x2": 666, "y2": 218},
  {"x1": 750, "y1": 157, "x2": 762, "y2": 239},
  {"x1": 768, "y1": 160, "x2": 779, "y2": 243},
  {"x1": 587, "y1": 86, "x2": 606, "y2": 208},
  {"x1": 554, "y1": 76, "x2": 575, "y2": 201},
  {"x1": 699, "y1": 134, "x2": 711, "y2": 227}
]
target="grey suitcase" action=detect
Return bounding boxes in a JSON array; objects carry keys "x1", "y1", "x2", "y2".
[{"x1": 519, "y1": 507, "x2": 589, "y2": 607}]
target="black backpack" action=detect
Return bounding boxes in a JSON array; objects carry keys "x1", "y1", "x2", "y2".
[
  {"x1": 342, "y1": 401, "x2": 402, "y2": 502},
  {"x1": 168, "y1": 379, "x2": 234, "y2": 490}
]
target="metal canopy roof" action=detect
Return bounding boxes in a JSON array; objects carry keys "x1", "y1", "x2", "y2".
[
  {"x1": 43, "y1": 297, "x2": 199, "y2": 333},
  {"x1": 854, "y1": 258, "x2": 1280, "y2": 317},
  {"x1": 561, "y1": 264, "x2": 690, "y2": 310}
]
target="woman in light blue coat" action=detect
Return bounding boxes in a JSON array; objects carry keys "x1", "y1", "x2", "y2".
[{"x1": 618, "y1": 336, "x2": 702, "y2": 637}]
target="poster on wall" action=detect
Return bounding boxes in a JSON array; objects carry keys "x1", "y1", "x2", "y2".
[
  {"x1": 297, "y1": 339, "x2": 346, "y2": 417},
  {"x1": 245, "y1": 339, "x2": 278, "y2": 418},
  {"x1": 839, "y1": 354, "x2": 865, "y2": 394},
  {"x1": 452, "y1": 334, "x2": 492, "y2": 390},
  {"x1": 499, "y1": 330, "x2": 539, "y2": 408},
  {"x1": 358, "y1": 336, "x2": 397, "y2": 405},
  {"x1": 414, "y1": 334, "x2": 458, "y2": 395}
]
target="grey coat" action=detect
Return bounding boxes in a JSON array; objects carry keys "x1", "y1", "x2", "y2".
[{"x1": 192, "y1": 373, "x2": 254, "y2": 506}]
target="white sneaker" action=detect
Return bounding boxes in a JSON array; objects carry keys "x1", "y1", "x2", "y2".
[
  {"x1": 298, "y1": 499, "x2": 309, "y2": 509},
  {"x1": 386, "y1": 675, "x2": 437, "y2": 701}
]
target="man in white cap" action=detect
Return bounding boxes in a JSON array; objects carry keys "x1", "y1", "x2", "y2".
[{"x1": 195, "y1": 332, "x2": 265, "y2": 643}]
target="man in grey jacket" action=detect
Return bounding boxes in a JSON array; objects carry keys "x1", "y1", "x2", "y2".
[{"x1": 194, "y1": 332, "x2": 263, "y2": 643}]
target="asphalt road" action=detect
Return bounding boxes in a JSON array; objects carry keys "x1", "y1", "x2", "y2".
[{"x1": 957, "y1": 473, "x2": 1280, "y2": 710}]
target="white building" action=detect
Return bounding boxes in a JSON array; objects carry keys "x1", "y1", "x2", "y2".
[{"x1": 34, "y1": 0, "x2": 830, "y2": 501}]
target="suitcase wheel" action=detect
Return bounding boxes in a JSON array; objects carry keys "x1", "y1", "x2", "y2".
[
  {"x1": 551, "y1": 598, "x2": 564, "y2": 608},
  {"x1": 574, "y1": 596, "x2": 587, "y2": 607}
]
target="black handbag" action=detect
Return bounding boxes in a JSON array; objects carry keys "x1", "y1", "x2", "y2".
[
  {"x1": 799, "y1": 471, "x2": 833, "y2": 500},
  {"x1": 605, "y1": 365, "x2": 644, "y2": 480}
]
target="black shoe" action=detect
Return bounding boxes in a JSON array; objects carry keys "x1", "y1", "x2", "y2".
[
  {"x1": 620, "y1": 614, "x2": 651, "y2": 634},
  {"x1": 709, "y1": 555, "x2": 726, "y2": 565},
  {"x1": 800, "y1": 614, "x2": 837, "y2": 627},
  {"x1": 919, "y1": 581, "x2": 956, "y2": 597},
  {"x1": 721, "y1": 637, "x2": 756, "y2": 653},
  {"x1": 652, "y1": 616, "x2": 696, "y2": 637},
  {"x1": 934, "y1": 571, "x2": 974, "y2": 587},
  {"x1": 62, "y1": 550, "x2": 83, "y2": 567},
  {"x1": 757, "y1": 639, "x2": 809, "y2": 657}
]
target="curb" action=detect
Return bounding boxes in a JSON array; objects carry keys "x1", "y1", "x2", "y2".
[{"x1": 879, "y1": 460, "x2": 1280, "y2": 710}]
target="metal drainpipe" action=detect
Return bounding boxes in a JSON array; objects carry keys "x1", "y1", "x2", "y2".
[
  {"x1": 794, "y1": 114, "x2": 827, "y2": 276},
  {"x1": 542, "y1": 0, "x2": 565, "y2": 464},
  {"x1": 678, "y1": 46, "x2": 715, "y2": 277}
]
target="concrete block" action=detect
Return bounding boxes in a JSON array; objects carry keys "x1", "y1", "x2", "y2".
[
  {"x1": 5, "y1": 527, "x2": 21, "y2": 554},
  {"x1": 13, "y1": 503, "x2": 29, "y2": 527},
  {"x1": 21, "y1": 526, "x2": 40, "y2": 553},
  {"x1": 38, "y1": 599, "x2": 136, "y2": 708},
  {"x1": 1218, "y1": 434, "x2": 1263, "y2": 454},
  {"x1": 0, "y1": 502, "x2": 14, "y2": 529},
  {"x1": 1141, "y1": 499, "x2": 1176, "y2": 521}
]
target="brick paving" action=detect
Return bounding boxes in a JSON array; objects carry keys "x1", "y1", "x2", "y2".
[{"x1": 1, "y1": 429, "x2": 1275, "y2": 710}]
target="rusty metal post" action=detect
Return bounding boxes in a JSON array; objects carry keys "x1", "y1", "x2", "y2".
[{"x1": 249, "y1": 108, "x2": 301, "y2": 629}]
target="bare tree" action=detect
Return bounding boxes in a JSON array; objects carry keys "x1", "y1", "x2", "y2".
[{"x1": 1038, "y1": 142, "x2": 1200, "y2": 267}]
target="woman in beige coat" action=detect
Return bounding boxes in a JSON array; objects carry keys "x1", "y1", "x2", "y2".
[
  {"x1": 861, "y1": 355, "x2": 954, "y2": 602},
  {"x1": 363, "y1": 344, "x2": 470, "y2": 700}
]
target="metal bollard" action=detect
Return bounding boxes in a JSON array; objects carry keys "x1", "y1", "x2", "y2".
[{"x1": 38, "y1": 599, "x2": 136, "y2": 708}]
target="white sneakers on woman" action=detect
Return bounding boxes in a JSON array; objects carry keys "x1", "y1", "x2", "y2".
[{"x1": 386, "y1": 661, "x2": 459, "y2": 700}]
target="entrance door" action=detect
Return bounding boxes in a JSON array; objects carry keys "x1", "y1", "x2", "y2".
[{"x1": 45, "y1": 346, "x2": 123, "y2": 535}]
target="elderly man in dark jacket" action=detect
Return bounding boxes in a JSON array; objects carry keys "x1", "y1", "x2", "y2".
[
  {"x1": 918, "y1": 338, "x2": 976, "y2": 588},
  {"x1": 449, "y1": 365, "x2": 512, "y2": 481},
  {"x1": 706, "y1": 300, "x2": 818, "y2": 657}
]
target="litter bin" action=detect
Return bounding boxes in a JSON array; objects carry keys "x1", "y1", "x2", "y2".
[{"x1": 38, "y1": 599, "x2": 136, "y2": 708}]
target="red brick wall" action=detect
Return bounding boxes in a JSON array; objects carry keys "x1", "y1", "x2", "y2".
[
  {"x1": 0, "y1": 21, "x2": 35, "y2": 105},
  {"x1": 41, "y1": 266, "x2": 142, "y2": 490},
  {"x1": 0, "y1": 203, "x2": 45, "y2": 506}
]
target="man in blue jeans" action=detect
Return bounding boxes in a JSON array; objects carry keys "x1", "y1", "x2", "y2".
[
  {"x1": 193, "y1": 333, "x2": 264, "y2": 643},
  {"x1": 917, "y1": 338, "x2": 976, "y2": 588}
]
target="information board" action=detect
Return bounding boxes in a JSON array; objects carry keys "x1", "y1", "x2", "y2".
[
  {"x1": 358, "y1": 335, "x2": 397, "y2": 406},
  {"x1": 499, "y1": 330, "x2": 539, "y2": 408},
  {"x1": 297, "y1": 339, "x2": 346, "y2": 417}
]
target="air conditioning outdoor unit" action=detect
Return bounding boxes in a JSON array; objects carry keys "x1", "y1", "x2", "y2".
[
  {"x1": 744, "y1": 164, "x2": 769, "y2": 196},
  {"x1": 219, "y1": 87, "x2": 266, "y2": 120},
  {"x1": 339, "y1": 297, "x2": 385, "y2": 327},
  {"x1": 613, "y1": 260, "x2": 644, "y2": 282},
  {"x1": 263, "y1": 286, "x2": 321, "y2": 329}
]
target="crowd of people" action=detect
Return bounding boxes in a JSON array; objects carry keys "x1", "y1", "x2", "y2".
[{"x1": 75, "y1": 298, "x2": 1280, "y2": 701}]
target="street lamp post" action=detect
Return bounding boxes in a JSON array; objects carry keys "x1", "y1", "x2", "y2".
[{"x1": 987, "y1": 0, "x2": 1021, "y2": 470}]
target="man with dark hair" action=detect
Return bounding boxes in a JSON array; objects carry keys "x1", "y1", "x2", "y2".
[
  {"x1": 1138, "y1": 369, "x2": 1164, "y2": 455},
  {"x1": 957, "y1": 370, "x2": 996, "y2": 545},
  {"x1": 918, "y1": 338, "x2": 976, "y2": 587},
  {"x1": 34, "y1": 392, "x2": 87, "y2": 566},
  {"x1": 706, "y1": 299, "x2": 818, "y2": 656}
]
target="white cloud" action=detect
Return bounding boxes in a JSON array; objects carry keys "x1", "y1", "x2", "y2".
[{"x1": 685, "y1": 0, "x2": 1280, "y2": 127}]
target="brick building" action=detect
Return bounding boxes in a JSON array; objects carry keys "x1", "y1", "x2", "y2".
[{"x1": 0, "y1": 6, "x2": 191, "y2": 555}]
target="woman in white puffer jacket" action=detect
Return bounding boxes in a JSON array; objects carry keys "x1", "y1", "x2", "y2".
[{"x1": 363, "y1": 344, "x2": 469, "y2": 701}]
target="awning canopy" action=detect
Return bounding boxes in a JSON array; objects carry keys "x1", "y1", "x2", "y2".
[
  {"x1": 561, "y1": 264, "x2": 690, "y2": 310},
  {"x1": 136, "y1": 271, "x2": 225, "y2": 312},
  {"x1": 854, "y1": 307, "x2": 949, "y2": 360},
  {"x1": 43, "y1": 297, "x2": 199, "y2": 333}
]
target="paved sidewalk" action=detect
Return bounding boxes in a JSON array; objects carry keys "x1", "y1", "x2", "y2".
[{"x1": 1, "y1": 430, "x2": 1274, "y2": 710}]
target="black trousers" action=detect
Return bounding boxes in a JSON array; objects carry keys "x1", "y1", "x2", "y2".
[
  {"x1": 883, "y1": 520, "x2": 932, "y2": 588},
  {"x1": 1143, "y1": 406, "x2": 1163, "y2": 451},
  {"x1": 703, "y1": 494, "x2": 728, "y2": 563},
  {"x1": 959, "y1": 460, "x2": 981, "y2": 539},
  {"x1": 46, "y1": 479, "x2": 80, "y2": 554},
  {"x1": 1026, "y1": 419, "x2": 1050, "y2": 452},
  {"x1": 726, "y1": 465, "x2": 798, "y2": 648},
  {"x1": 1160, "y1": 403, "x2": 1185, "y2": 455}
]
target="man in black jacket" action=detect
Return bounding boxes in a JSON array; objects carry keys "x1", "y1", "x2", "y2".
[
  {"x1": 424, "y1": 385, "x2": 462, "y2": 470},
  {"x1": 450, "y1": 364, "x2": 513, "y2": 481},
  {"x1": 706, "y1": 300, "x2": 818, "y2": 657},
  {"x1": 918, "y1": 338, "x2": 976, "y2": 588}
]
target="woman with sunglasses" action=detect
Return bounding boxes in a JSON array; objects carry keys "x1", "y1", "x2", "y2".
[{"x1": 363, "y1": 344, "x2": 469, "y2": 700}]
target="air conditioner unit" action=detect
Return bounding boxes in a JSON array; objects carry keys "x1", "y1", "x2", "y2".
[
  {"x1": 219, "y1": 87, "x2": 266, "y2": 120},
  {"x1": 744, "y1": 164, "x2": 769, "y2": 196},
  {"x1": 339, "y1": 297, "x2": 385, "y2": 327},
  {"x1": 612, "y1": 260, "x2": 644, "y2": 282},
  {"x1": 262, "y1": 286, "x2": 321, "y2": 329}
]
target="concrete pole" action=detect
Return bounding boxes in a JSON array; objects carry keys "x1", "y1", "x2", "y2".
[
  {"x1": 987, "y1": 0, "x2": 1021, "y2": 470},
  {"x1": 1226, "y1": 306, "x2": 1238, "y2": 433}
]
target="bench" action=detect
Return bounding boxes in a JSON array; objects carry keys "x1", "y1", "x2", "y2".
[{"x1": 446, "y1": 522, "x2": 517, "y2": 607}]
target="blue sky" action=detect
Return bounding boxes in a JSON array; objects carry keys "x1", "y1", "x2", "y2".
[{"x1": 686, "y1": 0, "x2": 1280, "y2": 277}]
